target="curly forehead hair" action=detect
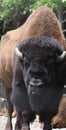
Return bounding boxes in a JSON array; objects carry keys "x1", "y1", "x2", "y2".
[{"x1": 19, "y1": 36, "x2": 63, "y2": 55}]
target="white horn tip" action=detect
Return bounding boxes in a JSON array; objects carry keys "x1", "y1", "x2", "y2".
[
  {"x1": 15, "y1": 47, "x2": 22, "y2": 59},
  {"x1": 58, "y1": 51, "x2": 66, "y2": 60}
]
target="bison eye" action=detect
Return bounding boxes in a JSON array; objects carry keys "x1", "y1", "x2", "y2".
[{"x1": 23, "y1": 60, "x2": 30, "y2": 69}]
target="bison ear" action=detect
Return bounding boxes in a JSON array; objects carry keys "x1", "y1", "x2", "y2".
[
  {"x1": 15, "y1": 47, "x2": 23, "y2": 59},
  {"x1": 57, "y1": 51, "x2": 66, "y2": 61}
]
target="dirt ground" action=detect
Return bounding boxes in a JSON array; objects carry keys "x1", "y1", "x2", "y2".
[
  {"x1": 0, "y1": 116, "x2": 66, "y2": 130},
  {"x1": 0, "y1": 116, "x2": 16, "y2": 130}
]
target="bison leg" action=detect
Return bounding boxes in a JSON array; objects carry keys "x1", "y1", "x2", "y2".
[
  {"x1": 15, "y1": 111, "x2": 32, "y2": 130},
  {"x1": 44, "y1": 125, "x2": 52, "y2": 130},
  {"x1": 4, "y1": 87, "x2": 13, "y2": 130},
  {"x1": 44, "y1": 121, "x2": 52, "y2": 130},
  {"x1": 15, "y1": 112, "x2": 22, "y2": 130}
]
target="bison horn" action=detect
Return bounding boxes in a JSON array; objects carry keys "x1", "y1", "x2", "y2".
[
  {"x1": 58, "y1": 51, "x2": 66, "y2": 61},
  {"x1": 15, "y1": 47, "x2": 22, "y2": 59}
]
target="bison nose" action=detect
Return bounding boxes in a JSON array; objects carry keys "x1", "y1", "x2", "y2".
[{"x1": 29, "y1": 78, "x2": 43, "y2": 87}]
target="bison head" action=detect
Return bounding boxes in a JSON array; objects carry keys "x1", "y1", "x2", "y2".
[{"x1": 15, "y1": 36, "x2": 65, "y2": 112}]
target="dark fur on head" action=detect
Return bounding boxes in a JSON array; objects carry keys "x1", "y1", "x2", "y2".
[{"x1": 18, "y1": 36, "x2": 63, "y2": 56}]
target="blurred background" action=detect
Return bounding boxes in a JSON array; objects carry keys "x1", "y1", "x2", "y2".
[{"x1": 0, "y1": 0, "x2": 66, "y2": 36}]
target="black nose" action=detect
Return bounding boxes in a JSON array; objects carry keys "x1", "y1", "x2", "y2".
[{"x1": 29, "y1": 78, "x2": 43, "y2": 87}]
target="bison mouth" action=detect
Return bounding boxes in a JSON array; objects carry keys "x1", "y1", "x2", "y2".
[
  {"x1": 28, "y1": 78, "x2": 44, "y2": 95},
  {"x1": 28, "y1": 85, "x2": 40, "y2": 95}
]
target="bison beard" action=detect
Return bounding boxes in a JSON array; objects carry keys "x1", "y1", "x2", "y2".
[{"x1": 12, "y1": 36, "x2": 66, "y2": 130}]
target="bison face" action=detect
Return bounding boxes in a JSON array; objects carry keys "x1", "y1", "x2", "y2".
[{"x1": 16, "y1": 36, "x2": 64, "y2": 112}]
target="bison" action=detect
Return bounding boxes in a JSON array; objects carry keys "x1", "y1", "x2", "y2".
[
  {"x1": 12, "y1": 36, "x2": 66, "y2": 130},
  {"x1": 0, "y1": 6, "x2": 66, "y2": 130}
]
